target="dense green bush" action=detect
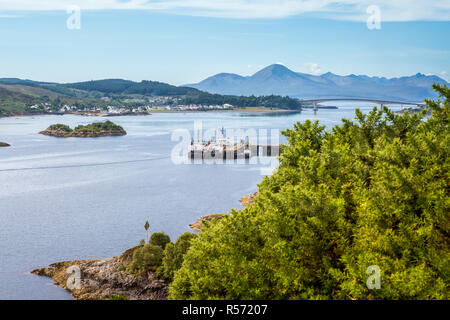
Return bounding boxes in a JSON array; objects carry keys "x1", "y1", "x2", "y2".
[
  {"x1": 48, "y1": 124, "x2": 72, "y2": 132},
  {"x1": 169, "y1": 85, "x2": 449, "y2": 300},
  {"x1": 150, "y1": 232, "x2": 171, "y2": 249},
  {"x1": 126, "y1": 244, "x2": 164, "y2": 275},
  {"x1": 74, "y1": 120, "x2": 124, "y2": 132},
  {"x1": 157, "y1": 232, "x2": 197, "y2": 282}
]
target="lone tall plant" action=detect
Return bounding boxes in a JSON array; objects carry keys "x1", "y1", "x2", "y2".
[{"x1": 144, "y1": 221, "x2": 150, "y2": 244}]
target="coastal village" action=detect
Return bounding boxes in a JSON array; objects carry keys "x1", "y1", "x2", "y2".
[{"x1": 27, "y1": 99, "x2": 234, "y2": 117}]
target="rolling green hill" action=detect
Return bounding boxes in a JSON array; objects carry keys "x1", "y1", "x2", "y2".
[
  {"x1": 0, "y1": 77, "x2": 303, "y2": 116},
  {"x1": 0, "y1": 84, "x2": 60, "y2": 99},
  {"x1": 0, "y1": 86, "x2": 41, "y2": 116},
  {"x1": 61, "y1": 79, "x2": 201, "y2": 96}
]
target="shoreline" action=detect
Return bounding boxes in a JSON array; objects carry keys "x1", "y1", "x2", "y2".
[
  {"x1": 31, "y1": 249, "x2": 168, "y2": 300},
  {"x1": 30, "y1": 192, "x2": 258, "y2": 300},
  {"x1": 39, "y1": 129, "x2": 127, "y2": 138},
  {"x1": 0, "y1": 108, "x2": 300, "y2": 119}
]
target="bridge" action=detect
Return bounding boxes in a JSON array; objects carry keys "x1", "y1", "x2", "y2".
[{"x1": 298, "y1": 98, "x2": 426, "y2": 109}]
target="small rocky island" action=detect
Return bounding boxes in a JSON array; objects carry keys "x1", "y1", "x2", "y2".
[
  {"x1": 0, "y1": 142, "x2": 10, "y2": 147},
  {"x1": 40, "y1": 121, "x2": 126, "y2": 138}
]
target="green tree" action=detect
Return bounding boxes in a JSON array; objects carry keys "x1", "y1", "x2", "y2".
[
  {"x1": 157, "y1": 232, "x2": 197, "y2": 282},
  {"x1": 150, "y1": 232, "x2": 171, "y2": 249},
  {"x1": 126, "y1": 244, "x2": 164, "y2": 275}
]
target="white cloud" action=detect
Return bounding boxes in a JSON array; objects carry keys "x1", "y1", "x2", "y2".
[
  {"x1": 0, "y1": 14, "x2": 24, "y2": 18},
  {"x1": 426, "y1": 71, "x2": 449, "y2": 81},
  {"x1": 305, "y1": 63, "x2": 322, "y2": 75},
  {"x1": 0, "y1": 1, "x2": 449, "y2": 21}
]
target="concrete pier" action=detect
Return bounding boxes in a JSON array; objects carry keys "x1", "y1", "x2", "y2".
[{"x1": 189, "y1": 144, "x2": 282, "y2": 160}]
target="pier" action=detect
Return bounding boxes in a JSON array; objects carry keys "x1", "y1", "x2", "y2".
[{"x1": 189, "y1": 143, "x2": 282, "y2": 160}]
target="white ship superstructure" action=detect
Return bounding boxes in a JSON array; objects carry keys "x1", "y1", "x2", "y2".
[{"x1": 188, "y1": 127, "x2": 280, "y2": 160}]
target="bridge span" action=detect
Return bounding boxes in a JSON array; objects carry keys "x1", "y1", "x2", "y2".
[{"x1": 299, "y1": 98, "x2": 426, "y2": 108}]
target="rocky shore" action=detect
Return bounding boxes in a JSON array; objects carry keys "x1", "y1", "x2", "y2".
[
  {"x1": 31, "y1": 247, "x2": 168, "y2": 300},
  {"x1": 0, "y1": 142, "x2": 10, "y2": 147},
  {"x1": 32, "y1": 192, "x2": 259, "y2": 300},
  {"x1": 189, "y1": 214, "x2": 225, "y2": 231},
  {"x1": 39, "y1": 129, "x2": 127, "y2": 138},
  {"x1": 240, "y1": 191, "x2": 258, "y2": 206}
]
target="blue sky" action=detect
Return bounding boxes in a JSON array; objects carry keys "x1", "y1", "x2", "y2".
[{"x1": 0, "y1": 1, "x2": 449, "y2": 85}]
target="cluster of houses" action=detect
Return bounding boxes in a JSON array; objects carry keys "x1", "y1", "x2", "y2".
[
  {"x1": 29, "y1": 103, "x2": 53, "y2": 111},
  {"x1": 27, "y1": 101, "x2": 234, "y2": 115},
  {"x1": 154, "y1": 103, "x2": 233, "y2": 111}
]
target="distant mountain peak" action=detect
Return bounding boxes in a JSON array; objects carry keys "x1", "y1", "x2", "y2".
[
  {"x1": 251, "y1": 63, "x2": 300, "y2": 81},
  {"x1": 184, "y1": 64, "x2": 448, "y2": 101},
  {"x1": 259, "y1": 63, "x2": 292, "y2": 72},
  {"x1": 210, "y1": 72, "x2": 245, "y2": 79}
]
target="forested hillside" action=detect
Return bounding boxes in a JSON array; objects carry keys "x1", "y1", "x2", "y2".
[
  {"x1": 0, "y1": 86, "x2": 41, "y2": 116},
  {"x1": 0, "y1": 78, "x2": 303, "y2": 114},
  {"x1": 61, "y1": 79, "x2": 200, "y2": 96}
]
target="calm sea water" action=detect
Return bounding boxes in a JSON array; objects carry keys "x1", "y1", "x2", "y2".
[{"x1": 0, "y1": 103, "x2": 402, "y2": 299}]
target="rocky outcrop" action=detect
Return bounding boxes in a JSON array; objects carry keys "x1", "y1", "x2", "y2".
[
  {"x1": 39, "y1": 129, "x2": 126, "y2": 138},
  {"x1": 0, "y1": 142, "x2": 10, "y2": 147},
  {"x1": 189, "y1": 193, "x2": 259, "y2": 231},
  {"x1": 31, "y1": 248, "x2": 168, "y2": 300},
  {"x1": 240, "y1": 192, "x2": 258, "y2": 207},
  {"x1": 189, "y1": 214, "x2": 226, "y2": 231}
]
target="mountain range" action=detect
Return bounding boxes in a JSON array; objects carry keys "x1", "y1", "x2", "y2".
[{"x1": 185, "y1": 64, "x2": 448, "y2": 102}]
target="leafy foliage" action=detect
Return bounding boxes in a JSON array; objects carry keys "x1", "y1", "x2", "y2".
[
  {"x1": 157, "y1": 232, "x2": 197, "y2": 282},
  {"x1": 0, "y1": 87, "x2": 40, "y2": 116},
  {"x1": 124, "y1": 232, "x2": 171, "y2": 276},
  {"x1": 169, "y1": 84, "x2": 450, "y2": 300},
  {"x1": 73, "y1": 121, "x2": 125, "y2": 133},
  {"x1": 62, "y1": 79, "x2": 199, "y2": 96},
  {"x1": 47, "y1": 124, "x2": 73, "y2": 132},
  {"x1": 125, "y1": 244, "x2": 164, "y2": 275},
  {"x1": 150, "y1": 232, "x2": 171, "y2": 249},
  {"x1": 44, "y1": 121, "x2": 125, "y2": 134}
]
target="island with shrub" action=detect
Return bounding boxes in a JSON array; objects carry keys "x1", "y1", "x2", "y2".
[{"x1": 39, "y1": 121, "x2": 126, "y2": 138}]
